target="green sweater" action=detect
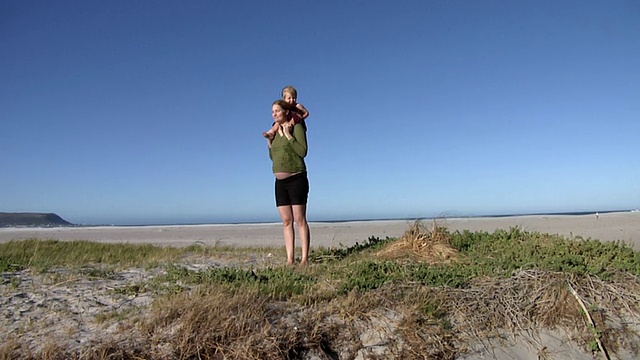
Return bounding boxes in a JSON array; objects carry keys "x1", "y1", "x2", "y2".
[{"x1": 269, "y1": 123, "x2": 308, "y2": 173}]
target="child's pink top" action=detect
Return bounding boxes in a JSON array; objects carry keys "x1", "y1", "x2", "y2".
[{"x1": 291, "y1": 111, "x2": 303, "y2": 124}]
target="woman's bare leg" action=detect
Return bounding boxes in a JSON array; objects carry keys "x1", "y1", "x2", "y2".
[
  {"x1": 292, "y1": 204, "x2": 310, "y2": 265},
  {"x1": 278, "y1": 205, "x2": 295, "y2": 264}
]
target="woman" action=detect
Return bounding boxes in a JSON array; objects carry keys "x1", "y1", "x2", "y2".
[{"x1": 267, "y1": 99, "x2": 310, "y2": 265}]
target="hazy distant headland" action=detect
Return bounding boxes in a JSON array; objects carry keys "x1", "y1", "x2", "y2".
[{"x1": 0, "y1": 212, "x2": 73, "y2": 228}]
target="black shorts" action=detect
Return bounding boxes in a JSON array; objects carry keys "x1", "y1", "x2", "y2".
[{"x1": 275, "y1": 172, "x2": 309, "y2": 207}]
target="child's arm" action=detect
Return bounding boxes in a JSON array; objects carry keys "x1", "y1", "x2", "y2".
[{"x1": 295, "y1": 102, "x2": 310, "y2": 120}]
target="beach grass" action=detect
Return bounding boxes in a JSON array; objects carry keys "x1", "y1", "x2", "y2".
[
  {"x1": 0, "y1": 239, "x2": 285, "y2": 272},
  {"x1": 1, "y1": 223, "x2": 639, "y2": 359}
]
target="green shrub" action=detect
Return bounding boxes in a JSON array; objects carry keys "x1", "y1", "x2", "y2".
[
  {"x1": 449, "y1": 227, "x2": 640, "y2": 278},
  {"x1": 160, "y1": 265, "x2": 316, "y2": 300},
  {"x1": 310, "y1": 236, "x2": 393, "y2": 262},
  {"x1": 0, "y1": 257, "x2": 22, "y2": 272},
  {"x1": 338, "y1": 261, "x2": 402, "y2": 293}
]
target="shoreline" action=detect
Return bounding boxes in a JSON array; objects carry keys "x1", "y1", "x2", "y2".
[{"x1": 1, "y1": 211, "x2": 638, "y2": 249}]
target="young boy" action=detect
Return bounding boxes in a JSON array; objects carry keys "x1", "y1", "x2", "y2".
[{"x1": 262, "y1": 85, "x2": 310, "y2": 139}]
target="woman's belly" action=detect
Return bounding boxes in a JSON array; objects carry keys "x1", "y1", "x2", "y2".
[{"x1": 274, "y1": 172, "x2": 300, "y2": 180}]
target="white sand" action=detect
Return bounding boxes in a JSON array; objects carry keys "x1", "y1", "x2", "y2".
[{"x1": 1, "y1": 211, "x2": 638, "y2": 249}]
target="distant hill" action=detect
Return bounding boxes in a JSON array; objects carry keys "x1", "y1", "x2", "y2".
[{"x1": 0, "y1": 212, "x2": 73, "y2": 227}]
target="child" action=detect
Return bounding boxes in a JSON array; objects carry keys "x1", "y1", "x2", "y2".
[{"x1": 262, "y1": 85, "x2": 310, "y2": 139}]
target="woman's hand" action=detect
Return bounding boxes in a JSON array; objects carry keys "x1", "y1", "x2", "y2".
[{"x1": 282, "y1": 123, "x2": 293, "y2": 140}]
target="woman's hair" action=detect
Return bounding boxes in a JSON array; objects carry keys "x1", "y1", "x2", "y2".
[
  {"x1": 273, "y1": 99, "x2": 295, "y2": 112},
  {"x1": 272, "y1": 99, "x2": 306, "y2": 129},
  {"x1": 281, "y1": 85, "x2": 298, "y2": 99}
]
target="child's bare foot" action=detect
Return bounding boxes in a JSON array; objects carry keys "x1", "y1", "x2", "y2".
[{"x1": 262, "y1": 131, "x2": 275, "y2": 140}]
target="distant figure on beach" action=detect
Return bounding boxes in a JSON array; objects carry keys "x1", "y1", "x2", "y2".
[
  {"x1": 263, "y1": 85, "x2": 310, "y2": 139},
  {"x1": 266, "y1": 99, "x2": 311, "y2": 265}
]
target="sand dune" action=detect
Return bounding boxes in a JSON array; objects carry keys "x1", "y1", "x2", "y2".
[{"x1": 2, "y1": 211, "x2": 639, "y2": 359}]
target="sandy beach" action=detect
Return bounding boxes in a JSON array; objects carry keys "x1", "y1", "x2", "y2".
[
  {"x1": 2, "y1": 211, "x2": 639, "y2": 359},
  {"x1": 1, "y1": 211, "x2": 638, "y2": 249}
]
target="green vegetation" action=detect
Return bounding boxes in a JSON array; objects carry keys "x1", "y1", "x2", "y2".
[
  {"x1": 449, "y1": 227, "x2": 640, "y2": 278},
  {"x1": 2, "y1": 228, "x2": 638, "y2": 299},
  {"x1": 143, "y1": 227, "x2": 640, "y2": 300},
  {"x1": 0, "y1": 239, "x2": 273, "y2": 272},
  {"x1": 0, "y1": 256, "x2": 22, "y2": 272},
  {"x1": 1, "y1": 226, "x2": 639, "y2": 359}
]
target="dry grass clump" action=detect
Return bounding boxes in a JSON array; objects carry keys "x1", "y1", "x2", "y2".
[
  {"x1": 447, "y1": 270, "x2": 582, "y2": 337},
  {"x1": 130, "y1": 287, "x2": 342, "y2": 360},
  {"x1": 0, "y1": 338, "x2": 135, "y2": 360},
  {"x1": 397, "y1": 292, "x2": 458, "y2": 360},
  {"x1": 323, "y1": 285, "x2": 458, "y2": 359},
  {"x1": 399, "y1": 319, "x2": 457, "y2": 360},
  {"x1": 444, "y1": 270, "x2": 640, "y2": 356},
  {"x1": 363, "y1": 269, "x2": 640, "y2": 358},
  {"x1": 376, "y1": 220, "x2": 461, "y2": 263}
]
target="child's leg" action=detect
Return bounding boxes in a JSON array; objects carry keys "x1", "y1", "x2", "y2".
[{"x1": 262, "y1": 122, "x2": 280, "y2": 139}]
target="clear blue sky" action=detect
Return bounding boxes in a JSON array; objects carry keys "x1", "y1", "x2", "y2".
[{"x1": 2, "y1": 1, "x2": 639, "y2": 225}]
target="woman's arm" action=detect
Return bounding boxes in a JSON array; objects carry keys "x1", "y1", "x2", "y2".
[
  {"x1": 282, "y1": 123, "x2": 307, "y2": 157},
  {"x1": 267, "y1": 136, "x2": 273, "y2": 159}
]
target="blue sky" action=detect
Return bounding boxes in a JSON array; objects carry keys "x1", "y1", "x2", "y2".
[{"x1": 2, "y1": 1, "x2": 639, "y2": 225}]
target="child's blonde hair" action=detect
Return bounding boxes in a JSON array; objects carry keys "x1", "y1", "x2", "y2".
[{"x1": 281, "y1": 85, "x2": 298, "y2": 100}]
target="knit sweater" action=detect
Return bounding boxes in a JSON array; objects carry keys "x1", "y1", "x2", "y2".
[{"x1": 269, "y1": 123, "x2": 308, "y2": 173}]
